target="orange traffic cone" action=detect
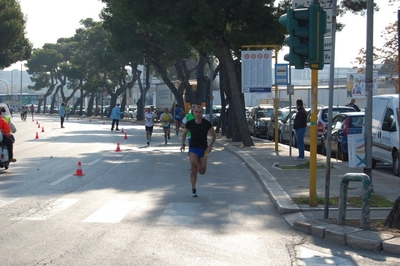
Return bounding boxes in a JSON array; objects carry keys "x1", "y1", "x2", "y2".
[
  {"x1": 35, "y1": 132, "x2": 39, "y2": 139},
  {"x1": 115, "y1": 142, "x2": 121, "y2": 152},
  {"x1": 121, "y1": 128, "x2": 124, "y2": 133},
  {"x1": 36, "y1": 120, "x2": 38, "y2": 124},
  {"x1": 124, "y1": 132, "x2": 128, "y2": 140},
  {"x1": 73, "y1": 161, "x2": 85, "y2": 176},
  {"x1": 32, "y1": 118, "x2": 34, "y2": 122},
  {"x1": 41, "y1": 127, "x2": 44, "y2": 132},
  {"x1": 37, "y1": 123, "x2": 40, "y2": 128}
]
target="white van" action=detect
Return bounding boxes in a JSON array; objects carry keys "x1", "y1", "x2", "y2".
[{"x1": 371, "y1": 94, "x2": 399, "y2": 176}]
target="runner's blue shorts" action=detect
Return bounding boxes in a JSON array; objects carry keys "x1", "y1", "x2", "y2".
[{"x1": 189, "y1": 147, "x2": 208, "y2": 159}]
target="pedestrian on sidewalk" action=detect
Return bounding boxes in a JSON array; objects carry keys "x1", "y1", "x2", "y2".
[
  {"x1": 143, "y1": 106, "x2": 157, "y2": 146},
  {"x1": 59, "y1": 102, "x2": 66, "y2": 128},
  {"x1": 110, "y1": 104, "x2": 123, "y2": 131},
  {"x1": 160, "y1": 107, "x2": 173, "y2": 144},
  {"x1": 293, "y1": 99, "x2": 307, "y2": 160},
  {"x1": 180, "y1": 105, "x2": 216, "y2": 197}
]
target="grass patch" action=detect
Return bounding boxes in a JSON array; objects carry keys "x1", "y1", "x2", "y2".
[
  {"x1": 276, "y1": 161, "x2": 331, "y2": 170},
  {"x1": 293, "y1": 194, "x2": 393, "y2": 208}
]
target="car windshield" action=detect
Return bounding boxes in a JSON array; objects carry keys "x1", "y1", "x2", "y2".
[
  {"x1": 321, "y1": 108, "x2": 355, "y2": 122},
  {"x1": 349, "y1": 116, "x2": 364, "y2": 128},
  {"x1": 278, "y1": 110, "x2": 290, "y2": 120},
  {"x1": 258, "y1": 109, "x2": 274, "y2": 118}
]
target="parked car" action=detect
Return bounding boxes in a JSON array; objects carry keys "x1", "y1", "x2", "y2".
[
  {"x1": 246, "y1": 105, "x2": 276, "y2": 137},
  {"x1": 125, "y1": 105, "x2": 137, "y2": 119},
  {"x1": 320, "y1": 112, "x2": 365, "y2": 161},
  {"x1": 203, "y1": 105, "x2": 224, "y2": 126},
  {"x1": 266, "y1": 109, "x2": 291, "y2": 141},
  {"x1": 303, "y1": 106, "x2": 356, "y2": 150},
  {"x1": 279, "y1": 108, "x2": 311, "y2": 145},
  {"x1": 371, "y1": 94, "x2": 399, "y2": 176}
]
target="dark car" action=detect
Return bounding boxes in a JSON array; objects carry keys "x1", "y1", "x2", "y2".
[
  {"x1": 247, "y1": 105, "x2": 276, "y2": 137},
  {"x1": 266, "y1": 109, "x2": 291, "y2": 141},
  {"x1": 303, "y1": 106, "x2": 356, "y2": 150},
  {"x1": 321, "y1": 112, "x2": 365, "y2": 161},
  {"x1": 203, "y1": 105, "x2": 225, "y2": 126}
]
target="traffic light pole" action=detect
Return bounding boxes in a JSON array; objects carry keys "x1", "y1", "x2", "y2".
[{"x1": 309, "y1": 67, "x2": 318, "y2": 207}]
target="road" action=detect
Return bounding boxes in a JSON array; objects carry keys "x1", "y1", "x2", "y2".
[{"x1": 1, "y1": 114, "x2": 399, "y2": 265}]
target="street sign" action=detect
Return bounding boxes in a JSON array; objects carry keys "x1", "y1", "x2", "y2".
[{"x1": 275, "y1": 64, "x2": 289, "y2": 85}]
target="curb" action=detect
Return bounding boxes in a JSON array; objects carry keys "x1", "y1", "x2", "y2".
[{"x1": 218, "y1": 139, "x2": 400, "y2": 255}]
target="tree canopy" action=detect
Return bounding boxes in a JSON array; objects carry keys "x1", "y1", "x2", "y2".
[{"x1": 0, "y1": 0, "x2": 32, "y2": 68}]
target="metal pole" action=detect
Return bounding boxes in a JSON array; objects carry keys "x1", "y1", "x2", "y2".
[
  {"x1": 20, "y1": 64, "x2": 22, "y2": 108},
  {"x1": 309, "y1": 68, "x2": 318, "y2": 207},
  {"x1": 143, "y1": 56, "x2": 146, "y2": 110},
  {"x1": 324, "y1": 0, "x2": 338, "y2": 219},
  {"x1": 364, "y1": 0, "x2": 374, "y2": 188},
  {"x1": 274, "y1": 48, "x2": 279, "y2": 151},
  {"x1": 210, "y1": 52, "x2": 214, "y2": 123},
  {"x1": 397, "y1": 10, "x2": 400, "y2": 173},
  {"x1": 309, "y1": 0, "x2": 320, "y2": 207}
]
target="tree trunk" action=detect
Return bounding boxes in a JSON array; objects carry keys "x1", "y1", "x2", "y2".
[
  {"x1": 217, "y1": 44, "x2": 253, "y2": 146},
  {"x1": 385, "y1": 195, "x2": 400, "y2": 229}
]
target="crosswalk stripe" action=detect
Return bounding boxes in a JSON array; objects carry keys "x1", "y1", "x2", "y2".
[
  {"x1": 10, "y1": 198, "x2": 79, "y2": 221},
  {"x1": 156, "y1": 202, "x2": 201, "y2": 225},
  {"x1": 1, "y1": 197, "x2": 263, "y2": 226},
  {"x1": 229, "y1": 204, "x2": 265, "y2": 227},
  {"x1": 83, "y1": 200, "x2": 138, "y2": 223},
  {"x1": 0, "y1": 197, "x2": 20, "y2": 208}
]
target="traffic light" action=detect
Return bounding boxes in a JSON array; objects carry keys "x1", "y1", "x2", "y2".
[
  {"x1": 308, "y1": 4, "x2": 327, "y2": 69},
  {"x1": 279, "y1": 4, "x2": 327, "y2": 70},
  {"x1": 279, "y1": 9, "x2": 307, "y2": 69}
]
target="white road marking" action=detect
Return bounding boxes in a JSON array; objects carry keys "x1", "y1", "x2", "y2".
[
  {"x1": 11, "y1": 198, "x2": 79, "y2": 221},
  {"x1": 157, "y1": 202, "x2": 201, "y2": 225},
  {"x1": 83, "y1": 200, "x2": 138, "y2": 223},
  {"x1": 50, "y1": 174, "x2": 73, "y2": 186},
  {"x1": 87, "y1": 158, "x2": 101, "y2": 166},
  {"x1": 0, "y1": 197, "x2": 20, "y2": 208}
]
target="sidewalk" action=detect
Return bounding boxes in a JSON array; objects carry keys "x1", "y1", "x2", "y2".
[{"x1": 217, "y1": 136, "x2": 400, "y2": 255}]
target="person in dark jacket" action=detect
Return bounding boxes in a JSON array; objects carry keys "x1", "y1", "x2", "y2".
[{"x1": 293, "y1": 99, "x2": 307, "y2": 160}]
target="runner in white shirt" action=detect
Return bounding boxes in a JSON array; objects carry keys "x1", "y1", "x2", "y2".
[{"x1": 143, "y1": 106, "x2": 157, "y2": 146}]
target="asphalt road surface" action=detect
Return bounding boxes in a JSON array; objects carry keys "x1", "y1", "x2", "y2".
[{"x1": 0, "y1": 114, "x2": 399, "y2": 265}]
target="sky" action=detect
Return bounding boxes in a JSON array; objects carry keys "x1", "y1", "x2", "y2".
[{"x1": 5, "y1": 0, "x2": 398, "y2": 70}]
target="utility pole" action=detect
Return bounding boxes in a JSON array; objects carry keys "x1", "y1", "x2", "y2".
[{"x1": 363, "y1": 0, "x2": 374, "y2": 189}]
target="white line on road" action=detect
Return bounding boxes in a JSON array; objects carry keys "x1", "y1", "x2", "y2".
[
  {"x1": 87, "y1": 158, "x2": 102, "y2": 166},
  {"x1": 83, "y1": 200, "x2": 138, "y2": 223},
  {"x1": 50, "y1": 174, "x2": 73, "y2": 186}
]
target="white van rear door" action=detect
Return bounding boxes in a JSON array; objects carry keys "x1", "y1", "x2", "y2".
[{"x1": 372, "y1": 98, "x2": 392, "y2": 163}]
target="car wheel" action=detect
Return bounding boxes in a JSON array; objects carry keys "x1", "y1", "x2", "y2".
[
  {"x1": 392, "y1": 151, "x2": 399, "y2": 176},
  {"x1": 267, "y1": 130, "x2": 272, "y2": 140},
  {"x1": 320, "y1": 140, "x2": 326, "y2": 156},
  {"x1": 372, "y1": 158, "x2": 377, "y2": 169},
  {"x1": 278, "y1": 131, "x2": 284, "y2": 143},
  {"x1": 291, "y1": 133, "x2": 297, "y2": 147},
  {"x1": 254, "y1": 126, "x2": 260, "y2": 138},
  {"x1": 338, "y1": 143, "x2": 348, "y2": 161}
]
